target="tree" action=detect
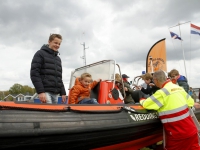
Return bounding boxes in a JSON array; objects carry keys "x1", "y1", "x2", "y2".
[
  {"x1": 8, "y1": 84, "x2": 35, "y2": 95},
  {"x1": 23, "y1": 85, "x2": 35, "y2": 95},
  {"x1": 0, "y1": 91, "x2": 10, "y2": 101},
  {"x1": 0, "y1": 91, "x2": 5, "y2": 100},
  {"x1": 9, "y1": 83, "x2": 24, "y2": 95}
]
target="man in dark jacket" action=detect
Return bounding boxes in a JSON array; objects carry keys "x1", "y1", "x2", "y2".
[
  {"x1": 120, "y1": 74, "x2": 135, "y2": 104},
  {"x1": 30, "y1": 34, "x2": 66, "y2": 104}
]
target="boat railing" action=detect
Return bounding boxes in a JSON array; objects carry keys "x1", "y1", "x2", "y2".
[
  {"x1": 30, "y1": 93, "x2": 38, "y2": 102},
  {"x1": 116, "y1": 63, "x2": 126, "y2": 99}
]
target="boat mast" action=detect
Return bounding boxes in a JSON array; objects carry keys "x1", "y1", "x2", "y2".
[
  {"x1": 169, "y1": 21, "x2": 190, "y2": 78},
  {"x1": 80, "y1": 42, "x2": 89, "y2": 66},
  {"x1": 80, "y1": 32, "x2": 89, "y2": 66}
]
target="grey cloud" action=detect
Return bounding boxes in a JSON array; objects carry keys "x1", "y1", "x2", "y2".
[{"x1": 0, "y1": 0, "x2": 200, "y2": 90}]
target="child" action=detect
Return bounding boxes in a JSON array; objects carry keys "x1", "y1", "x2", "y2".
[
  {"x1": 169, "y1": 69, "x2": 189, "y2": 92},
  {"x1": 30, "y1": 34, "x2": 66, "y2": 104},
  {"x1": 69, "y1": 73, "x2": 101, "y2": 104},
  {"x1": 189, "y1": 87, "x2": 193, "y2": 96},
  {"x1": 138, "y1": 73, "x2": 160, "y2": 96}
]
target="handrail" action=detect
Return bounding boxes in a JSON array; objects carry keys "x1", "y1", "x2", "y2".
[
  {"x1": 30, "y1": 93, "x2": 38, "y2": 102},
  {"x1": 116, "y1": 64, "x2": 126, "y2": 99}
]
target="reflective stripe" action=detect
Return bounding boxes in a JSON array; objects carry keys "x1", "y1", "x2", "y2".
[
  {"x1": 161, "y1": 111, "x2": 190, "y2": 123},
  {"x1": 187, "y1": 93, "x2": 190, "y2": 99},
  {"x1": 161, "y1": 88, "x2": 170, "y2": 96},
  {"x1": 140, "y1": 100, "x2": 145, "y2": 106},
  {"x1": 150, "y1": 95, "x2": 163, "y2": 107},
  {"x1": 159, "y1": 104, "x2": 188, "y2": 116}
]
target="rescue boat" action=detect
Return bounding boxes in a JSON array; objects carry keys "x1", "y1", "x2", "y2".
[
  {"x1": 0, "y1": 102, "x2": 164, "y2": 150},
  {"x1": 0, "y1": 59, "x2": 199, "y2": 150}
]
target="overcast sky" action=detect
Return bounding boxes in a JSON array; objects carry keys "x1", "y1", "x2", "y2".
[{"x1": 0, "y1": 0, "x2": 200, "y2": 93}]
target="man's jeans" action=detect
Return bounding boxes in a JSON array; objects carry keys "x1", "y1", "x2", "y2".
[
  {"x1": 45, "y1": 92, "x2": 59, "y2": 104},
  {"x1": 78, "y1": 98, "x2": 99, "y2": 104}
]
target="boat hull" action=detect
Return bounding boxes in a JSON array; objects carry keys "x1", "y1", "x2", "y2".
[{"x1": 1, "y1": 102, "x2": 200, "y2": 150}]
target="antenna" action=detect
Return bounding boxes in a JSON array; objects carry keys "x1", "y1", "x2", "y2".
[
  {"x1": 169, "y1": 21, "x2": 191, "y2": 79},
  {"x1": 80, "y1": 42, "x2": 89, "y2": 66}
]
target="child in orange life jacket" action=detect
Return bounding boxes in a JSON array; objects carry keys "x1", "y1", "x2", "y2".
[{"x1": 69, "y1": 73, "x2": 101, "y2": 104}]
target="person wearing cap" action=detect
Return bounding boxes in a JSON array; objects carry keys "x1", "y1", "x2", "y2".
[
  {"x1": 122, "y1": 74, "x2": 131, "y2": 85},
  {"x1": 120, "y1": 74, "x2": 136, "y2": 104}
]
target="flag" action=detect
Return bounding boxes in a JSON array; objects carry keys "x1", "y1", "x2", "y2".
[
  {"x1": 191, "y1": 23, "x2": 200, "y2": 36},
  {"x1": 170, "y1": 31, "x2": 182, "y2": 40},
  {"x1": 146, "y1": 39, "x2": 167, "y2": 73}
]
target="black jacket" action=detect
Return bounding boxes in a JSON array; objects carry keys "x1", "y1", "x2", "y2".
[
  {"x1": 30, "y1": 45, "x2": 66, "y2": 95},
  {"x1": 121, "y1": 81, "x2": 135, "y2": 104},
  {"x1": 141, "y1": 81, "x2": 159, "y2": 96}
]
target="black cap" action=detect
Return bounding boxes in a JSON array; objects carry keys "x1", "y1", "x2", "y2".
[{"x1": 122, "y1": 74, "x2": 129, "y2": 78}]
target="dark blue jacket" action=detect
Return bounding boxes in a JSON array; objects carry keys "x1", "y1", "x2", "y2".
[
  {"x1": 30, "y1": 45, "x2": 66, "y2": 95},
  {"x1": 177, "y1": 75, "x2": 189, "y2": 92}
]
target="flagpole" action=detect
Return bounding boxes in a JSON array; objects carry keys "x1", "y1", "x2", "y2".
[
  {"x1": 178, "y1": 22, "x2": 187, "y2": 79},
  {"x1": 189, "y1": 23, "x2": 192, "y2": 85},
  {"x1": 169, "y1": 21, "x2": 190, "y2": 79},
  {"x1": 168, "y1": 28, "x2": 183, "y2": 73}
]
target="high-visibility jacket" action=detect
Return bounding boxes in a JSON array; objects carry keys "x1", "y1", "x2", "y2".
[{"x1": 140, "y1": 80, "x2": 197, "y2": 140}]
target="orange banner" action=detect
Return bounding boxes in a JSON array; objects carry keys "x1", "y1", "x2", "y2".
[{"x1": 146, "y1": 38, "x2": 167, "y2": 73}]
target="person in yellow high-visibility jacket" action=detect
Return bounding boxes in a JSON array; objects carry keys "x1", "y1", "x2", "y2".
[{"x1": 140, "y1": 70, "x2": 200, "y2": 150}]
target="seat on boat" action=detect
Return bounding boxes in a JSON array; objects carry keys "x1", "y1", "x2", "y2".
[{"x1": 90, "y1": 82, "x2": 100, "y2": 102}]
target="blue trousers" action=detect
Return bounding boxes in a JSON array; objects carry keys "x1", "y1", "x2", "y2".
[
  {"x1": 78, "y1": 98, "x2": 99, "y2": 104},
  {"x1": 45, "y1": 92, "x2": 59, "y2": 104}
]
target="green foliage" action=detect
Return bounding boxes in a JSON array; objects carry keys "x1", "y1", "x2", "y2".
[
  {"x1": 8, "y1": 83, "x2": 35, "y2": 95},
  {"x1": 9, "y1": 83, "x2": 24, "y2": 94},
  {"x1": 0, "y1": 91, "x2": 10, "y2": 100},
  {"x1": 0, "y1": 84, "x2": 35, "y2": 100},
  {"x1": 23, "y1": 85, "x2": 35, "y2": 95}
]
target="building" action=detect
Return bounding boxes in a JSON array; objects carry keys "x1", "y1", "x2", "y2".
[
  {"x1": 2, "y1": 93, "x2": 68, "y2": 104},
  {"x1": 3, "y1": 94, "x2": 32, "y2": 102}
]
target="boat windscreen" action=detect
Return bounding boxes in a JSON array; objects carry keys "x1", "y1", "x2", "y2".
[{"x1": 69, "y1": 60, "x2": 115, "y2": 89}]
